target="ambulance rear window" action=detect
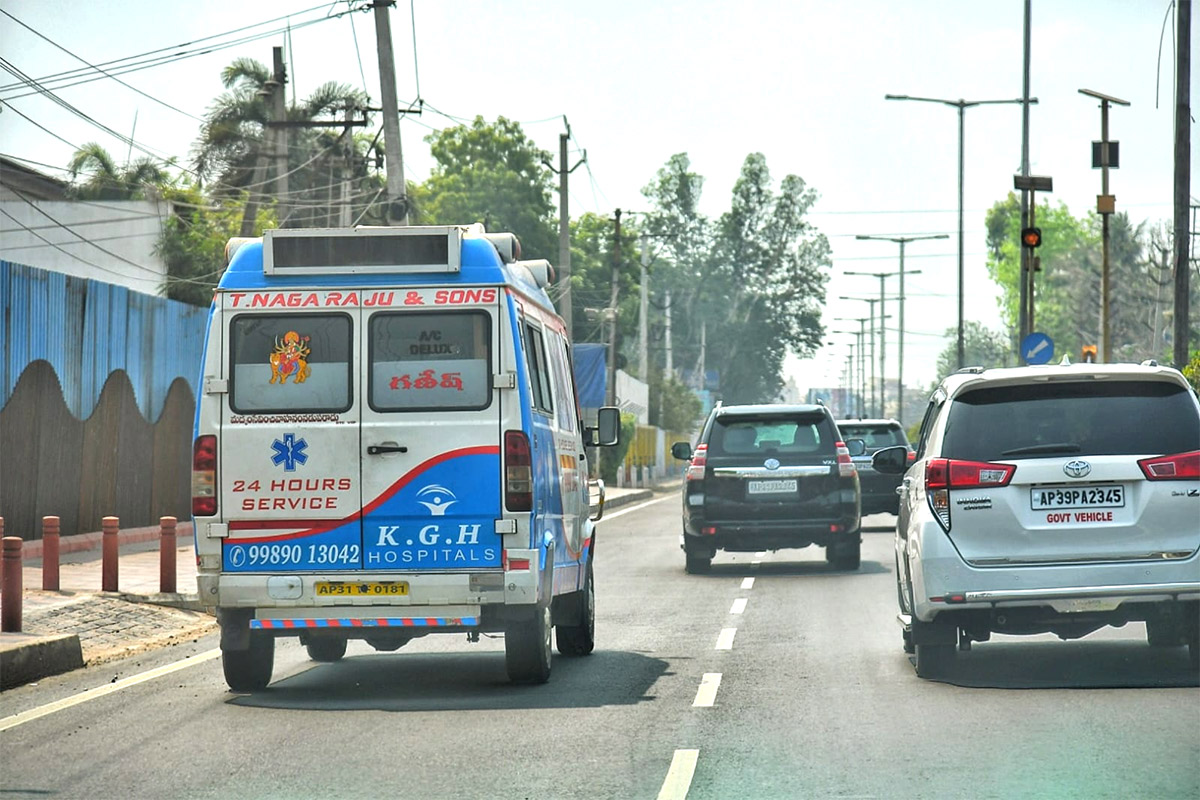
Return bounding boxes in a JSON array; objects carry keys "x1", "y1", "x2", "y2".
[
  {"x1": 229, "y1": 314, "x2": 353, "y2": 414},
  {"x1": 369, "y1": 311, "x2": 491, "y2": 411}
]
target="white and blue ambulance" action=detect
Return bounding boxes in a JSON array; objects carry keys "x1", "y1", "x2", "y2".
[{"x1": 192, "y1": 225, "x2": 620, "y2": 690}]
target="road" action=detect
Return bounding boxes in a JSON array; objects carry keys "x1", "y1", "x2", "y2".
[{"x1": 2, "y1": 495, "x2": 1197, "y2": 799}]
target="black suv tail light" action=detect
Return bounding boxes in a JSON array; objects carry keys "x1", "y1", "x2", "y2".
[{"x1": 686, "y1": 444, "x2": 708, "y2": 482}]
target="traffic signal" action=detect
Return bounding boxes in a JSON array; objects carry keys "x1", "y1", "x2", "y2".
[
  {"x1": 1081, "y1": 344, "x2": 1097, "y2": 363},
  {"x1": 1021, "y1": 227, "x2": 1043, "y2": 248}
]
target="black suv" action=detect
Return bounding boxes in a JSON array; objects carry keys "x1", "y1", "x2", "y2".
[
  {"x1": 835, "y1": 418, "x2": 913, "y2": 515},
  {"x1": 672, "y1": 403, "x2": 864, "y2": 573}
]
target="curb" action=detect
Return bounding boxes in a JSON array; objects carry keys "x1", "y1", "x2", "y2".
[
  {"x1": 20, "y1": 522, "x2": 196, "y2": 561},
  {"x1": 0, "y1": 632, "x2": 84, "y2": 691}
]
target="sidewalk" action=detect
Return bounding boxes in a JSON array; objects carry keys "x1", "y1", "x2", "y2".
[{"x1": 0, "y1": 482, "x2": 672, "y2": 690}]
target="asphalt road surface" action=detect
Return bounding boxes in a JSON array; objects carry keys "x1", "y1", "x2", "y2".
[{"x1": 2, "y1": 497, "x2": 1197, "y2": 799}]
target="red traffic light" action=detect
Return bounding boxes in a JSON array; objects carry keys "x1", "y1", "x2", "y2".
[{"x1": 1021, "y1": 227, "x2": 1042, "y2": 248}]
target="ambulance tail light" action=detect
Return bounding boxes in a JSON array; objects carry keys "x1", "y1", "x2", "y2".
[
  {"x1": 192, "y1": 435, "x2": 217, "y2": 516},
  {"x1": 505, "y1": 430, "x2": 533, "y2": 511},
  {"x1": 686, "y1": 444, "x2": 708, "y2": 481}
]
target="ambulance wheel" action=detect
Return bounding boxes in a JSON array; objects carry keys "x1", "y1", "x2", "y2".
[
  {"x1": 556, "y1": 565, "x2": 595, "y2": 656},
  {"x1": 305, "y1": 636, "x2": 347, "y2": 662},
  {"x1": 222, "y1": 633, "x2": 275, "y2": 692},
  {"x1": 506, "y1": 604, "x2": 552, "y2": 684}
]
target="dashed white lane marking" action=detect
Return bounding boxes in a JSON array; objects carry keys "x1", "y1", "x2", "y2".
[
  {"x1": 750, "y1": 560, "x2": 762, "y2": 568},
  {"x1": 601, "y1": 494, "x2": 672, "y2": 521},
  {"x1": 755, "y1": 551, "x2": 767, "y2": 557},
  {"x1": 657, "y1": 749, "x2": 700, "y2": 800},
  {"x1": 0, "y1": 648, "x2": 221, "y2": 733},
  {"x1": 715, "y1": 627, "x2": 737, "y2": 650},
  {"x1": 741, "y1": 577, "x2": 755, "y2": 590},
  {"x1": 692, "y1": 672, "x2": 722, "y2": 707},
  {"x1": 730, "y1": 598, "x2": 747, "y2": 615}
]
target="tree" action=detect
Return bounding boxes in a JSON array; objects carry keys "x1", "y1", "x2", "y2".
[
  {"x1": 934, "y1": 320, "x2": 1013, "y2": 380},
  {"x1": 413, "y1": 116, "x2": 556, "y2": 259},
  {"x1": 67, "y1": 142, "x2": 172, "y2": 200}
]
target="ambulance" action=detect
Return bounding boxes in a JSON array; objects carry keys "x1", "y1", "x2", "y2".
[{"x1": 191, "y1": 225, "x2": 620, "y2": 691}]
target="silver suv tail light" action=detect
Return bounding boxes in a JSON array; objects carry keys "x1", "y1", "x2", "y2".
[
  {"x1": 925, "y1": 457, "x2": 1016, "y2": 531},
  {"x1": 1137, "y1": 450, "x2": 1200, "y2": 480}
]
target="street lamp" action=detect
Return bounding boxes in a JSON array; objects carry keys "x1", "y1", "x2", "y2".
[
  {"x1": 845, "y1": 269, "x2": 903, "y2": 419},
  {"x1": 839, "y1": 297, "x2": 890, "y2": 416},
  {"x1": 885, "y1": 93, "x2": 1034, "y2": 369},
  {"x1": 854, "y1": 234, "x2": 946, "y2": 425},
  {"x1": 835, "y1": 316, "x2": 870, "y2": 416}
]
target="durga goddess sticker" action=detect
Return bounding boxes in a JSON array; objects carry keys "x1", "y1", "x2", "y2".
[{"x1": 270, "y1": 330, "x2": 311, "y2": 384}]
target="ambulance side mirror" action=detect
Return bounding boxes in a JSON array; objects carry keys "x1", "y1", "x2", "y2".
[{"x1": 589, "y1": 407, "x2": 621, "y2": 447}]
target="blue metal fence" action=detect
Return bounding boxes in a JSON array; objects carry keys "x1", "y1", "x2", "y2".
[{"x1": 1, "y1": 261, "x2": 208, "y2": 421}]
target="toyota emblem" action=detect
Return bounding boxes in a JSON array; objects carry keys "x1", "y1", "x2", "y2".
[
  {"x1": 1063, "y1": 459, "x2": 1091, "y2": 478},
  {"x1": 764, "y1": 458, "x2": 780, "y2": 470}
]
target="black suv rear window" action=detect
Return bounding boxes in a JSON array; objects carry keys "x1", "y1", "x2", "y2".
[
  {"x1": 710, "y1": 414, "x2": 834, "y2": 456},
  {"x1": 942, "y1": 380, "x2": 1199, "y2": 461},
  {"x1": 837, "y1": 423, "x2": 907, "y2": 451}
]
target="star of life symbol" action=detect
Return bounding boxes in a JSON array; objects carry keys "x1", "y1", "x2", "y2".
[
  {"x1": 271, "y1": 433, "x2": 309, "y2": 471},
  {"x1": 417, "y1": 484, "x2": 458, "y2": 516}
]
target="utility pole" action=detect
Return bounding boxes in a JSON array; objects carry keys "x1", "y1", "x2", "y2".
[
  {"x1": 854, "y1": 234, "x2": 944, "y2": 425},
  {"x1": 339, "y1": 107, "x2": 354, "y2": 227},
  {"x1": 1018, "y1": 0, "x2": 1033, "y2": 346},
  {"x1": 270, "y1": 47, "x2": 289, "y2": 227},
  {"x1": 607, "y1": 209, "x2": 622, "y2": 406},
  {"x1": 373, "y1": 0, "x2": 407, "y2": 224},
  {"x1": 1079, "y1": 88, "x2": 1130, "y2": 362},
  {"x1": 545, "y1": 119, "x2": 585, "y2": 337},
  {"x1": 1174, "y1": 0, "x2": 1192, "y2": 369},
  {"x1": 639, "y1": 233, "x2": 650, "y2": 379},
  {"x1": 841, "y1": 297, "x2": 886, "y2": 415}
]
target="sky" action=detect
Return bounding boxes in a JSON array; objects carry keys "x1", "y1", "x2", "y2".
[{"x1": 1, "y1": 0, "x2": 1193, "y2": 395}]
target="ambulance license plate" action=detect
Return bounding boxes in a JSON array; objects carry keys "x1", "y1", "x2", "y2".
[{"x1": 315, "y1": 581, "x2": 409, "y2": 597}]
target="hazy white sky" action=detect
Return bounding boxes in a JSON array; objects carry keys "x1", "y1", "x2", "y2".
[{"x1": 1, "y1": 0, "x2": 1192, "y2": 391}]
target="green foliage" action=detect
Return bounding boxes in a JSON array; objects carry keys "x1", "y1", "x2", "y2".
[
  {"x1": 934, "y1": 321, "x2": 1014, "y2": 380},
  {"x1": 985, "y1": 194, "x2": 1184, "y2": 364},
  {"x1": 155, "y1": 183, "x2": 275, "y2": 306},
  {"x1": 642, "y1": 152, "x2": 830, "y2": 404},
  {"x1": 1183, "y1": 350, "x2": 1200, "y2": 393},
  {"x1": 67, "y1": 142, "x2": 173, "y2": 200},
  {"x1": 565, "y1": 211, "x2": 642, "y2": 353},
  {"x1": 649, "y1": 371, "x2": 702, "y2": 431},
  {"x1": 414, "y1": 116, "x2": 556, "y2": 259}
]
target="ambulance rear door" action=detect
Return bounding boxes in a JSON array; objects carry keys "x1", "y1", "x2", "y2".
[
  {"x1": 219, "y1": 293, "x2": 363, "y2": 573},
  {"x1": 360, "y1": 287, "x2": 504, "y2": 572}
]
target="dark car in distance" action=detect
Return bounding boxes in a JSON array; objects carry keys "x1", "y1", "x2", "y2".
[
  {"x1": 836, "y1": 418, "x2": 912, "y2": 515},
  {"x1": 672, "y1": 403, "x2": 864, "y2": 573}
]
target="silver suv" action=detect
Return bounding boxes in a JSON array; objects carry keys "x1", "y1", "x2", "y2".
[{"x1": 872, "y1": 362, "x2": 1200, "y2": 679}]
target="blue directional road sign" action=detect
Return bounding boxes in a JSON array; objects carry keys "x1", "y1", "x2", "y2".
[{"x1": 1021, "y1": 332, "x2": 1054, "y2": 365}]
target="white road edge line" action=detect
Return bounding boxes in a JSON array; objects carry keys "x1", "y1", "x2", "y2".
[
  {"x1": 657, "y1": 749, "x2": 700, "y2": 800},
  {"x1": 692, "y1": 672, "x2": 722, "y2": 707},
  {"x1": 741, "y1": 577, "x2": 755, "y2": 590},
  {"x1": 715, "y1": 627, "x2": 737, "y2": 650},
  {"x1": 730, "y1": 598, "x2": 747, "y2": 615},
  {"x1": 0, "y1": 648, "x2": 221, "y2": 733},
  {"x1": 602, "y1": 494, "x2": 671, "y2": 521}
]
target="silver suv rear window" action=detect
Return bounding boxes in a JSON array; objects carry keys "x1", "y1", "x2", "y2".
[
  {"x1": 942, "y1": 380, "x2": 1198, "y2": 462},
  {"x1": 710, "y1": 414, "x2": 834, "y2": 456}
]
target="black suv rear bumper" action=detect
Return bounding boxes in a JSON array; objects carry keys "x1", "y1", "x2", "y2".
[{"x1": 683, "y1": 518, "x2": 859, "y2": 553}]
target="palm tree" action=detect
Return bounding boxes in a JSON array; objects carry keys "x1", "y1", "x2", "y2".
[
  {"x1": 67, "y1": 142, "x2": 171, "y2": 200},
  {"x1": 191, "y1": 57, "x2": 381, "y2": 227}
]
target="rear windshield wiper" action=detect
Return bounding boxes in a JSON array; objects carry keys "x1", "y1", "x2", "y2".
[{"x1": 999, "y1": 442, "x2": 1082, "y2": 456}]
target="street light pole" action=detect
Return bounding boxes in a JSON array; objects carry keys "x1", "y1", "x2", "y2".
[
  {"x1": 840, "y1": 298, "x2": 890, "y2": 416},
  {"x1": 855, "y1": 234, "x2": 946, "y2": 425},
  {"x1": 886, "y1": 94, "x2": 1034, "y2": 369},
  {"x1": 836, "y1": 316, "x2": 870, "y2": 416}
]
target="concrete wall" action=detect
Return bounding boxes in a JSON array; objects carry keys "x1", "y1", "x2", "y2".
[{"x1": 0, "y1": 199, "x2": 169, "y2": 297}]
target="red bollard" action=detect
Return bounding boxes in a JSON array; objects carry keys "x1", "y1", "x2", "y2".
[
  {"x1": 2, "y1": 535, "x2": 22, "y2": 632},
  {"x1": 101, "y1": 516, "x2": 119, "y2": 592},
  {"x1": 159, "y1": 516, "x2": 177, "y2": 594},
  {"x1": 42, "y1": 516, "x2": 60, "y2": 591}
]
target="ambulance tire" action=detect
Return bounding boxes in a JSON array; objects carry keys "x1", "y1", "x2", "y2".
[
  {"x1": 555, "y1": 564, "x2": 595, "y2": 656},
  {"x1": 506, "y1": 604, "x2": 553, "y2": 684},
  {"x1": 222, "y1": 633, "x2": 275, "y2": 692},
  {"x1": 305, "y1": 636, "x2": 348, "y2": 662}
]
